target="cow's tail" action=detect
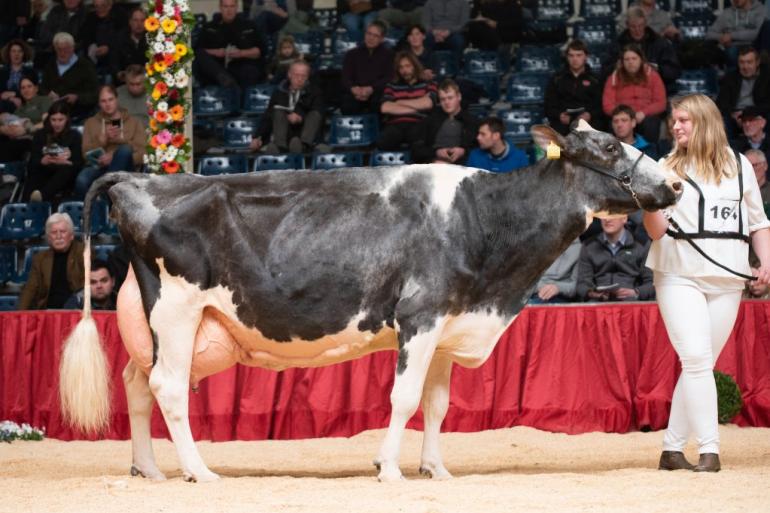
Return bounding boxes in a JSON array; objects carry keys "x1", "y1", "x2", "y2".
[{"x1": 59, "y1": 172, "x2": 132, "y2": 433}]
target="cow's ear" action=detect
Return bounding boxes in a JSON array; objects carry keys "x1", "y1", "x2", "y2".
[
  {"x1": 531, "y1": 125, "x2": 567, "y2": 154},
  {"x1": 574, "y1": 119, "x2": 597, "y2": 132}
]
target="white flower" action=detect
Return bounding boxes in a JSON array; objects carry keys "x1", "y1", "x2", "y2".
[
  {"x1": 157, "y1": 101, "x2": 168, "y2": 112},
  {"x1": 177, "y1": 0, "x2": 189, "y2": 12},
  {"x1": 153, "y1": 42, "x2": 165, "y2": 54},
  {"x1": 163, "y1": 4, "x2": 175, "y2": 17},
  {"x1": 162, "y1": 72, "x2": 174, "y2": 83},
  {"x1": 175, "y1": 74, "x2": 188, "y2": 88},
  {"x1": 155, "y1": 32, "x2": 166, "y2": 44},
  {"x1": 165, "y1": 41, "x2": 176, "y2": 54}
]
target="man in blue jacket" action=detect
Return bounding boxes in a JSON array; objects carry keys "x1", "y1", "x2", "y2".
[{"x1": 466, "y1": 116, "x2": 528, "y2": 173}]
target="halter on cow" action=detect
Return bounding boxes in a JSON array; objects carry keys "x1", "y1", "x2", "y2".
[{"x1": 59, "y1": 121, "x2": 681, "y2": 482}]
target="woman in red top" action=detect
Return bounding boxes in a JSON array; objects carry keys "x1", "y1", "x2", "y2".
[{"x1": 602, "y1": 43, "x2": 667, "y2": 143}]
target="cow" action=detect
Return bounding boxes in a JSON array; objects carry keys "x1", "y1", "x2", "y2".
[{"x1": 58, "y1": 122, "x2": 681, "y2": 483}]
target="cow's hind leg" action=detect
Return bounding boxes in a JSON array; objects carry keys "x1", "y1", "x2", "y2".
[
  {"x1": 418, "y1": 354, "x2": 453, "y2": 479},
  {"x1": 123, "y1": 360, "x2": 166, "y2": 481},
  {"x1": 374, "y1": 324, "x2": 441, "y2": 482}
]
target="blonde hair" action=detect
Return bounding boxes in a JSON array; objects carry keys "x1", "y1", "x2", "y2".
[{"x1": 665, "y1": 94, "x2": 736, "y2": 184}]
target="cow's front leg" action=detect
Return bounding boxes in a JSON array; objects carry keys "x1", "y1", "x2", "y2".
[
  {"x1": 374, "y1": 323, "x2": 442, "y2": 482},
  {"x1": 123, "y1": 360, "x2": 166, "y2": 481},
  {"x1": 419, "y1": 354, "x2": 453, "y2": 479},
  {"x1": 149, "y1": 299, "x2": 219, "y2": 483}
]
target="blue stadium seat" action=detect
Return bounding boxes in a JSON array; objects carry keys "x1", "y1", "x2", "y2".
[
  {"x1": 254, "y1": 153, "x2": 305, "y2": 171},
  {"x1": 88, "y1": 198, "x2": 109, "y2": 235},
  {"x1": 430, "y1": 51, "x2": 460, "y2": 78},
  {"x1": 242, "y1": 84, "x2": 275, "y2": 115},
  {"x1": 197, "y1": 155, "x2": 249, "y2": 175},
  {"x1": 315, "y1": 53, "x2": 344, "y2": 71},
  {"x1": 384, "y1": 27, "x2": 404, "y2": 49},
  {"x1": 312, "y1": 152, "x2": 364, "y2": 170},
  {"x1": 16, "y1": 245, "x2": 47, "y2": 284},
  {"x1": 0, "y1": 202, "x2": 51, "y2": 241},
  {"x1": 535, "y1": 0, "x2": 573, "y2": 21},
  {"x1": 515, "y1": 45, "x2": 562, "y2": 73},
  {"x1": 293, "y1": 31, "x2": 324, "y2": 55},
  {"x1": 0, "y1": 295, "x2": 18, "y2": 311},
  {"x1": 507, "y1": 72, "x2": 550, "y2": 105},
  {"x1": 0, "y1": 161, "x2": 26, "y2": 203},
  {"x1": 223, "y1": 117, "x2": 260, "y2": 149},
  {"x1": 57, "y1": 201, "x2": 84, "y2": 236},
  {"x1": 675, "y1": 14, "x2": 715, "y2": 40},
  {"x1": 580, "y1": 0, "x2": 620, "y2": 19},
  {"x1": 573, "y1": 19, "x2": 616, "y2": 45},
  {"x1": 328, "y1": 114, "x2": 379, "y2": 147},
  {"x1": 463, "y1": 51, "x2": 504, "y2": 76},
  {"x1": 92, "y1": 244, "x2": 117, "y2": 262},
  {"x1": 499, "y1": 108, "x2": 546, "y2": 144},
  {"x1": 675, "y1": 68, "x2": 718, "y2": 96},
  {"x1": 313, "y1": 8, "x2": 338, "y2": 31},
  {"x1": 586, "y1": 43, "x2": 613, "y2": 71},
  {"x1": 332, "y1": 32, "x2": 359, "y2": 56},
  {"x1": 370, "y1": 151, "x2": 411, "y2": 166},
  {"x1": 0, "y1": 245, "x2": 16, "y2": 283},
  {"x1": 462, "y1": 74, "x2": 501, "y2": 102},
  {"x1": 193, "y1": 86, "x2": 238, "y2": 117},
  {"x1": 675, "y1": 0, "x2": 718, "y2": 14},
  {"x1": 467, "y1": 103, "x2": 492, "y2": 119}
]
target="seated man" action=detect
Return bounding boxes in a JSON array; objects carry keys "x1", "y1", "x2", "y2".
[
  {"x1": 377, "y1": 0, "x2": 425, "y2": 30},
  {"x1": 466, "y1": 116, "x2": 528, "y2": 173},
  {"x1": 376, "y1": 51, "x2": 436, "y2": 152},
  {"x1": 340, "y1": 20, "x2": 394, "y2": 114},
  {"x1": 731, "y1": 106, "x2": 769, "y2": 160},
  {"x1": 116, "y1": 65, "x2": 149, "y2": 128},
  {"x1": 421, "y1": 0, "x2": 468, "y2": 55},
  {"x1": 111, "y1": 7, "x2": 148, "y2": 79},
  {"x1": 746, "y1": 149, "x2": 770, "y2": 209},
  {"x1": 413, "y1": 78, "x2": 478, "y2": 164},
  {"x1": 528, "y1": 238, "x2": 581, "y2": 304},
  {"x1": 40, "y1": 31, "x2": 99, "y2": 118},
  {"x1": 616, "y1": 0, "x2": 678, "y2": 40},
  {"x1": 195, "y1": 0, "x2": 265, "y2": 88},
  {"x1": 716, "y1": 47, "x2": 770, "y2": 139},
  {"x1": 63, "y1": 259, "x2": 117, "y2": 310},
  {"x1": 79, "y1": 0, "x2": 124, "y2": 71},
  {"x1": 38, "y1": 0, "x2": 87, "y2": 52},
  {"x1": 544, "y1": 39, "x2": 603, "y2": 135},
  {"x1": 251, "y1": 59, "x2": 324, "y2": 154},
  {"x1": 706, "y1": 0, "x2": 765, "y2": 64},
  {"x1": 18, "y1": 213, "x2": 85, "y2": 310},
  {"x1": 576, "y1": 215, "x2": 655, "y2": 302},
  {"x1": 610, "y1": 105, "x2": 659, "y2": 159}
]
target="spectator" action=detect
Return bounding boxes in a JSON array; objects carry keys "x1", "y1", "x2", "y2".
[
  {"x1": 340, "y1": 20, "x2": 394, "y2": 114},
  {"x1": 196, "y1": 0, "x2": 265, "y2": 88},
  {"x1": 21, "y1": 0, "x2": 48, "y2": 42},
  {"x1": 339, "y1": 0, "x2": 384, "y2": 42},
  {"x1": 278, "y1": 0, "x2": 319, "y2": 36},
  {"x1": 746, "y1": 149, "x2": 770, "y2": 205},
  {"x1": 63, "y1": 259, "x2": 117, "y2": 310},
  {"x1": 576, "y1": 215, "x2": 655, "y2": 302},
  {"x1": 75, "y1": 84, "x2": 144, "y2": 199},
  {"x1": 616, "y1": 0, "x2": 678, "y2": 40},
  {"x1": 40, "y1": 32, "x2": 100, "y2": 118},
  {"x1": 249, "y1": 0, "x2": 288, "y2": 38},
  {"x1": 267, "y1": 34, "x2": 303, "y2": 84},
  {"x1": 116, "y1": 65, "x2": 149, "y2": 128},
  {"x1": 731, "y1": 106, "x2": 769, "y2": 160},
  {"x1": 13, "y1": 76, "x2": 53, "y2": 131},
  {"x1": 377, "y1": 0, "x2": 424, "y2": 30},
  {"x1": 544, "y1": 39, "x2": 603, "y2": 135},
  {"x1": 614, "y1": 6, "x2": 680, "y2": 92},
  {"x1": 421, "y1": 0, "x2": 469, "y2": 55},
  {"x1": 602, "y1": 44, "x2": 666, "y2": 143},
  {"x1": 716, "y1": 47, "x2": 770, "y2": 139},
  {"x1": 400, "y1": 24, "x2": 435, "y2": 81},
  {"x1": 413, "y1": 78, "x2": 478, "y2": 164},
  {"x1": 466, "y1": 116, "x2": 528, "y2": 173},
  {"x1": 18, "y1": 212, "x2": 85, "y2": 310},
  {"x1": 0, "y1": 76, "x2": 51, "y2": 162},
  {"x1": 706, "y1": 0, "x2": 765, "y2": 65},
  {"x1": 38, "y1": 0, "x2": 86, "y2": 52},
  {"x1": 377, "y1": 51, "x2": 436, "y2": 152},
  {"x1": 0, "y1": 39, "x2": 36, "y2": 114},
  {"x1": 610, "y1": 105, "x2": 659, "y2": 159},
  {"x1": 80, "y1": 0, "x2": 123, "y2": 71},
  {"x1": 528, "y1": 238, "x2": 581, "y2": 304},
  {"x1": 0, "y1": 0, "x2": 30, "y2": 48},
  {"x1": 22, "y1": 100, "x2": 82, "y2": 202},
  {"x1": 466, "y1": 0, "x2": 525, "y2": 51},
  {"x1": 111, "y1": 7, "x2": 148, "y2": 79},
  {"x1": 251, "y1": 60, "x2": 324, "y2": 154}
]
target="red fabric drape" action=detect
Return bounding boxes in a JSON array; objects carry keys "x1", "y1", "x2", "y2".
[{"x1": 2, "y1": 302, "x2": 770, "y2": 441}]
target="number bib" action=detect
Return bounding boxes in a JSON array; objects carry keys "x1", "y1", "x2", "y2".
[{"x1": 704, "y1": 198, "x2": 741, "y2": 232}]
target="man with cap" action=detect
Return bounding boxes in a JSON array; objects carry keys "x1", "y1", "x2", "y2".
[{"x1": 731, "y1": 106, "x2": 769, "y2": 161}]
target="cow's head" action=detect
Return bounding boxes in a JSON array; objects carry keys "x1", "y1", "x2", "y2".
[{"x1": 532, "y1": 121, "x2": 681, "y2": 217}]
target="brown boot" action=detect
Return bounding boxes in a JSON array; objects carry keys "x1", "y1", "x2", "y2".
[
  {"x1": 693, "y1": 453, "x2": 721, "y2": 472},
  {"x1": 658, "y1": 451, "x2": 695, "y2": 470}
]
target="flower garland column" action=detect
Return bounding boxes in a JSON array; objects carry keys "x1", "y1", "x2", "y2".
[{"x1": 144, "y1": 0, "x2": 194, "y2": 174}]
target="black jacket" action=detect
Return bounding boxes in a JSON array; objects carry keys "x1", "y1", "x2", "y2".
[
  {"x1": 717, "y1": 65, "x2": 770, "y2": 115},
  {"x1": 613, "y1": 27, "x2": 681, "y2": 88},
  {"x1": 257, "y1": 79, "x2": 325, "y2": 141},
  {"x1": 544, "y1": 66, "x2": 603, "y2": 135},
  {"x1": 413, "y1": 107, "x2": 479, "y2": 164},
  {"x1": 576, "y1": 231, "x2": 655, "y2": 300}
]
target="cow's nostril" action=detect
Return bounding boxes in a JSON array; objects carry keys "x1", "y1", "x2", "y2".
[{"x1": 672, "y1": 181, "x2": 682, "y2": 192}]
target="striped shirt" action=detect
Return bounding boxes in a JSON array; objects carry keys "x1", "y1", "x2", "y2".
[{"x1": 381, "y1": 79, "x2": 437, "y2": 125}]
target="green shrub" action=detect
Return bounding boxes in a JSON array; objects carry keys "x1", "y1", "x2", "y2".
[{"x1": 715, "y1": 371, "x2": 743, "y2": 424}]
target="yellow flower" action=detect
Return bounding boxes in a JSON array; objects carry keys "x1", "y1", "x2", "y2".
[
  {"x1": 161, "y1": 19, "x2": 178, "y2": 34},
  {"x1": 145, "y1": 16, "x2": 160, "y2": 32},
  {"x1": 175, "y1": 43, "x2": 188, "y2": 57},
  {"x1": 146, "y1": 63, "x2": 154, "y2": 76},
  {"x1": 153, "y1": 61, "x2": 167, "y2": 73},
  {"x1": 159, "y1": 144, "x2": 167, "y2": 151}
]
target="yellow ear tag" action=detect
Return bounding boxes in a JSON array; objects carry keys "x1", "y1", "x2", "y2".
[{"x1": 546, "y1": 141, "x2": 561, "y2": 160}]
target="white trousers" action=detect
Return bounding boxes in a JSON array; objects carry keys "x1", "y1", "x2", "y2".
[{"x1": 655, "y1": 273, "x2": 743, "y2": 454}]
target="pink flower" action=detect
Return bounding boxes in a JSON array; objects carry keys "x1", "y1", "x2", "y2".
[{"x1": 157, "y1": 130, "x2": 173, "y2": 145}]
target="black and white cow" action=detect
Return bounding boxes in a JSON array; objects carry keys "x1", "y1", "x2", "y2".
[{"x1": 59, "y1": 122, "x2": 681, "y2": 483}]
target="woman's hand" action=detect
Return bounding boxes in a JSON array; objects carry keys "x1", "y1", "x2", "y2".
[{"x1": 753, "y1": 265, "x2": 770, "y2": 286}]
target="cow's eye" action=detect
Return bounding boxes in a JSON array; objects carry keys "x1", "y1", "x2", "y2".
[{"x1": 606, "y1": 144, "x2": 617, "y2": 153}]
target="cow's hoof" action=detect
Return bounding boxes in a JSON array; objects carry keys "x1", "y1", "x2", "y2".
[
  {"x1": 130, "y1": 465, "x2": 166, "y2": 481},
  {"x1": 377, "y1": 466, "x2": 405, "y2": 483},
  {"x1": 419, "y1": 464, "x2": 452, "y2": 480},
  {"x1": 182, "y1": 470, "x2": 220, "y2": 483}
]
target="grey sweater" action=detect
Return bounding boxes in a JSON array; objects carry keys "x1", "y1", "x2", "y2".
[
  {"x1": 706, "y1": 1, "x2": 765, "y2": 44},
  {"x1": 535, "y1": 238, "x2": 581, "y2": 298}
]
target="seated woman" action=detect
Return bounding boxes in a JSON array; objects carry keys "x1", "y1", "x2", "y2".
[
  {"x1": 23, "y1": 101, "x2": 83, "y2": 203},
  {"x1": 0, "y1": 39, "x2": 36, "y2": 114},
  {"x1": 75, "y1": 85, "x2": 145, "y2": 200},
  {"x1": 400, "y1": 24, "x2": 436, "y2": 81},
  {"x1": 0, "y1": 76, "x2": 51, "y2": 162},
  {"x1": 602, "y1": 44, "x2": 666, "y2": 143}
]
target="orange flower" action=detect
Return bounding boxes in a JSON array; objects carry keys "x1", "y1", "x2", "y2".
[
  {"x1": 146, "y1": 63, "x2": 154, "y2": 76},
  {"x1": 155, "y1": 111, "x2": 169, "y2": 123},
  {"x1": 150, "y1": 135, "x2": 159, "y2": 148},
  {"x1": 171, "y1": 133, "x2": 185, "y2": 147},
  {"x1": 156, "y1": 82, "x2": 168, "y2": 95},
  {"x1": 149, "y1": 119, "x2": 158, "y2": 131},
  {"x1": 145, "y1": 16, "x2": 160, "y2": 32},
  {"x1": 169, "y1": 105, "x2": 184, "y2": 121},
  {"x1": 163, "y1": 53, "x2": 175, "y2": 66},
  {"x1": 163, "y1": 161, "x2": 180, "y2": 174}
]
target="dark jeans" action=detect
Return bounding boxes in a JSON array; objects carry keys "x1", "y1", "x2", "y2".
[
  {"x1": 426, "y1": 31, "x2": 465, "y2": 56},
  {"x1": 194, "y1": 51, "x2": 265, "y2": 88},
  {"x1": 271, "y1": 109, "x2": 323, "y2": 149},
  {"x1": 23, "y1": 163, "x2": 78, "y2": 202},
  {"x1": 376, "y1": 122, "x2": 424, "y2": 151},
  {"x1": 340, "y1": 89, "x2": 382, "y2": 115},
  {"x1": 74, "y1": 144, "x2": 133, "y2": 200}
]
